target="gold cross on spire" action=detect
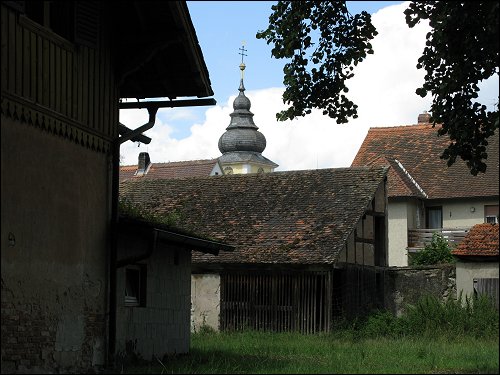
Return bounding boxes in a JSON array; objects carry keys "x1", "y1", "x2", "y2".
[{"x1": 239, "y1": 42, "x2": 247, "y2": 79}]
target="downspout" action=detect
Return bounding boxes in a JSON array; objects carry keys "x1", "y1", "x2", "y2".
[{"x1": 108, "y1": 107, "x2": 158, "y2": 367}]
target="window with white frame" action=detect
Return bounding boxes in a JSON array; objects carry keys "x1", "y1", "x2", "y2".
[{"x1": 484, "y1": 205, "x2": 499, "y2": 224}]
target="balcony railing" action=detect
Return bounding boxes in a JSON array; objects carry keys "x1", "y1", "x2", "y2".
[{"x1": 407, "y1": 227, "x2": 470, "y2": 252}]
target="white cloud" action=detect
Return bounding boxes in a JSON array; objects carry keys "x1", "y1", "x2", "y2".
[{"x1": 119, "y1": 1, "x2": 498, "y2": 171}]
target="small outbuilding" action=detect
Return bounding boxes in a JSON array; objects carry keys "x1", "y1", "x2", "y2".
[{"x1": 120, "y1": 166, "x2": 389, "y2": 333}]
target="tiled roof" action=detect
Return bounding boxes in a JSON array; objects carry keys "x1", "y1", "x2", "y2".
[
  {"x1": 119, "y1": 167, "x2": 388, "y2": 265},
  {"x1": 351, "y1": 124, "x2": 499, "y2": 199},
  {"x1": 119, "y1": 159, "x2": 220, "y2": 182},
  {"x1": 452, "y1": 223, "x2": 499, "y2": 257}
]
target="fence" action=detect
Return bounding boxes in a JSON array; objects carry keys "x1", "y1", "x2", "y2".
[
  {"x1": 408, "y1": 228, "x2": 469, "y2": 251},
  {"x1": 220, "y1": 272, "x2": 333, "y2": 334},
  {"x1": 474, "y1": 278, "x2": 499, "y2": 310}
]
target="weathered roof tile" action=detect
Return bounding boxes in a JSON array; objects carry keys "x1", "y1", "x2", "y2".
[
  {"x1": 352, "y1": 124, "x2": 499, "y2": 199},
  {"x1": 119, "y1": 167, "x2": 388, "y2": 265}
]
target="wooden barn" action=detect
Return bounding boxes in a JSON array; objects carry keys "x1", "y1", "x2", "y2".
[
  {"x1": 1, "y1": 1, "x2": 215, "y2": 372},
  {"x1": 120, "y1": 166, "x2": 389, "y2": 333}
]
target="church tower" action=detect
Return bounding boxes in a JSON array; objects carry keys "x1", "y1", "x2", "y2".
[{"x1": 217, "y1": 46, "x2": 278, "y2": 174}]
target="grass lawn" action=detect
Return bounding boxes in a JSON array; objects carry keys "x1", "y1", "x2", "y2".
[{"x1": 122, "y1": 330, "x2": 499, "y2": 374}]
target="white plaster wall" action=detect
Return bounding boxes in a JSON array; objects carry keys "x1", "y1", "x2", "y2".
[
  {"x1": 455, "y1": 261, "x2": 499, "y2": 300},
  {"x1": 387, "y1": 201, "x2": 409, "y2": 267},
  {"x1": 191, "y1": 274, "x2": 221, "y2": 332},
  {"x1": 210, "y1": 163, "x2": 223, "y2": 176},
  {"x1": 435, "y1": 199, "x2": 499, "y2": 228}
]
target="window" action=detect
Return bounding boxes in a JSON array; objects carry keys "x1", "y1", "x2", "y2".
[
  {"x1": 125, "y1": 265, "x2": 147, "y2": 307},
  {"x1": 25, "y1": 1, "x2": 75, "y2": 42},
  {"x1": 426, "y1": 206, "x2": 442, "y2": 229},
  {"x1": 484, "y1": 205, "x2": 499, "y2": 224}
]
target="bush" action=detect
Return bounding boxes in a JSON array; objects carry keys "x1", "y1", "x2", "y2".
[{"x1": 411, "y1": 232, "x2": 455, "y2": 265}]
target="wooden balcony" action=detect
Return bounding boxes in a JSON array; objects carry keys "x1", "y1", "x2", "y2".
[{"x1": 407, "y1": 228, "x2": 470, "y2": 253}]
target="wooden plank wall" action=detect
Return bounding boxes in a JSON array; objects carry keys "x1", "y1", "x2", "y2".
[
  {"x1": 475, "y1": 278, "x2": 499, "y2": 310},
  {"x1": 220, "y1": 272, "x2": 333, "y2": 334},
  {"x1": 1, "y1": 5, "x2": 117, "y2": 140}
]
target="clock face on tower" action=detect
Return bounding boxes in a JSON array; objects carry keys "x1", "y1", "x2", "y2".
[{"x1": 224, "y1": 166, "x2": 233, "y2": 175}]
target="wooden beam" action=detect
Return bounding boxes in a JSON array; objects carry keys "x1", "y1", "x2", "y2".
[
  {"x1": 356, "y1": 237, "x2": 375, "y2": 245},
  {"x1": 364, "y1": 210, "x2": 385, "y2": 217}
]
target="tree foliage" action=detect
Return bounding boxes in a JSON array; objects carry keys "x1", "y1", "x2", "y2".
[
  {"x1": 257, "y1": 1, "x2": 499, "y2": 175},
  {"x1": 255, "y1": 1, "x2": 377, "y2": 123},
  {"x1": 404, "y1": 1, "x2": 499, "y2": 175}
]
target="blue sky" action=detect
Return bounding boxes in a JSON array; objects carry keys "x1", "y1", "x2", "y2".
[
  {"x1": 188, "y1": 1, "x2": 403, "y2": 109},
  {"x1": 119, "y1": 1, "x2": 499, "y2": 171}
]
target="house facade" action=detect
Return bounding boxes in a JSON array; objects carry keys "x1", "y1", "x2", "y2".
[
  {"x1": 1, "y1": 1, "x2": 214, "y2": 372},
  {"x1": 120, "y1": 166, "x2": 389, "y2": 333},
  {"x1": 351, "y1": 114, "x2": 499, "y2": 267},
  {"x1": 451, "y1": 223, "x2": 499, "y2": 308}
]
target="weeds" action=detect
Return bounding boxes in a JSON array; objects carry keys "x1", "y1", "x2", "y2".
[{"x1": 122, "y1": 294, "x2": 499, "y2": 374}]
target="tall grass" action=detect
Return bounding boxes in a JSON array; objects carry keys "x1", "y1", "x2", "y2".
[
  {"x1": 122, "y1": 294, "x2": 499, "y2": 374},
  {"x1": 356, "y1": 293, "x2": 499, "y2": 339}
]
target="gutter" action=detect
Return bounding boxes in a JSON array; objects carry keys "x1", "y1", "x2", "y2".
[{"x1": 108, "y1": 107, "x2": 157, "y2": 367}]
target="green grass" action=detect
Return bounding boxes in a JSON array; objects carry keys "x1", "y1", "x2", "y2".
[
  {"x1": 121, "y1": 295, "x2": 499, "y2": 374},
  {"x1": 121, "y1": 331, "x2": 498, "y2": 374}
]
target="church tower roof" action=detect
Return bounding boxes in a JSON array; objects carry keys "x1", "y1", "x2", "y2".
[{"x1": 218, "y1": 46, "x2": 278, "y2": 173}]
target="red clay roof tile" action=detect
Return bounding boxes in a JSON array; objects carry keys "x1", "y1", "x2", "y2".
[
  {"x1": 452, "y1": 223, "x2": 499, "y2": 257},
  {"x1": 119, "y1": 159, "x2": 220, "y2": 182},
  {"x1": 351, "y1": 124, "x2": 499, "y2": 199}
]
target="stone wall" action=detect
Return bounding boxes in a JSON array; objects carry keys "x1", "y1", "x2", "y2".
[
  {"x1": 1, "y1": 117, "x2": 109, "y2": 374},
  {"x1": 383, "y1": 264, "x2": 456, "y2": 317}
]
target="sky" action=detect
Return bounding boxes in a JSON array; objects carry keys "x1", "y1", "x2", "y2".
[{"x1": 119, "y1": 1, "x2": 499, "y2": 171}]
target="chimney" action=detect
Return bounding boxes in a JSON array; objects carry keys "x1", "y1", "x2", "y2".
[
  {"x1": 136, "y1": 152, "x2": 151, "y2": 176},
  {"x1": 418, "y1": 111, "x2": 431, "y2": 124}
]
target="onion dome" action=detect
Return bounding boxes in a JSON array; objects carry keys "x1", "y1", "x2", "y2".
[{"x1": 218, "y1": 64, "x2": 267, "y2": 154}]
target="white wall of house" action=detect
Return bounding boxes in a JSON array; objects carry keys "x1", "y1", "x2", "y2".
[
  {"x1": 428, "y1": 199, "x2": 499, "y2": 228},
  {"x1": 455, "y1": 261, "x2": 499, "y2": 300},
  {"x1": 387, "y1": 201, "x2": 410, "y2": 266},
  {"x1": 191, "y1": 274, "x2": 221, "y2": 332},
  {"x1": 387, "y1": 198, "x2": 498, "y2": 267}
]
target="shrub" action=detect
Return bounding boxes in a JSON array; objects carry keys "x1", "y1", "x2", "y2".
[{"x1": 411, "y1": 232, "x2": 455, "y2": 265}]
